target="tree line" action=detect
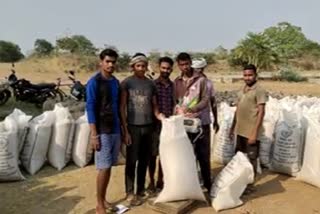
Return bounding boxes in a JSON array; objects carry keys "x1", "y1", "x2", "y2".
[{"x1": 1, "y1": 22, "x2": 320, "y2": 71}]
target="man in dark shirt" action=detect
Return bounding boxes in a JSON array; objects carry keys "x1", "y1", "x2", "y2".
[
  {"x1": 86, "y1": 49, "x2": 120, "y2": 214},
  {"x1": 120, "y1": 54, "x2": 164, "y2": 206},
  {"x1": 147, "y1": 56, "x2": 175, "y2": 193}
]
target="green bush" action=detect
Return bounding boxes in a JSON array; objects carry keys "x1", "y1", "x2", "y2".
[
  {"x1": 275, "y1": 68, "x2": 307, "y2": 82},
  {"x1": 117, "y1": 52, "x2": 131, "y2": 72}
]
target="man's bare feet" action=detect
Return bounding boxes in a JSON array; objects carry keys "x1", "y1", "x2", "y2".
[
  {"x1": 104, "y1": 201, "x2": 118, "y2": 212},
  {"x1": 96, "y1": 205, "x2": 107, "y2": 214},
  {"x1": 104, "y1": 200, "x2": 111, "y2": 207},
  {"x1": 126, "y1": 194, "x2": 142, "y2": 206}
]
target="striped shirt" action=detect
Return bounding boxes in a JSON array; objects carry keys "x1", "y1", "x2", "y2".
[{"x1": 155, "y1": 78, "x2": 175, "y2": 118}]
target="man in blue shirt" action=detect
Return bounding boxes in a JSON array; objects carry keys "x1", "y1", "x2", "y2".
[{"x1": 86, "y1": 48, "x2": 120, "y2": 214}]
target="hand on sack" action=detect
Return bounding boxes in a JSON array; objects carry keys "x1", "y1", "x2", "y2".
[
  {"x1": 157, "y1": 113, "x2": 166, "y2": 121},
  {"x1": 175, "y1": 106, "x2": 185, "y2": 115},
  {"x1": 229, "y1": 129, "x2": 235, "y2": 141},
  {"x1": 184, "y1": 112, "x2": 196, "y2": 118},
  {"x1": 213, "y1": 122, "x2": 220, "y2": 133}
]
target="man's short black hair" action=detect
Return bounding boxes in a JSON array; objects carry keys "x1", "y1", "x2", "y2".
[
  {"x1": 132, "y1": 52, "x2": 146, "y2": 58},
  {"x1": 159, "y1": 56, "x2": 174, "y2": 66},
  {"x1": 99, "y1": 48, "x2": 118, "y2": 60},
  {"x1": 176, "y1": 52, "x2": 191, "y2": 62},
  {"x1": 243, "y1": 64, "x2": 257, "y2": 73}
]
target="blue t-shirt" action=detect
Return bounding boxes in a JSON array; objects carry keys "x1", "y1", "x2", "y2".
[{"x1": 86, "y1": 72, "x2": 120, "y2": 134}]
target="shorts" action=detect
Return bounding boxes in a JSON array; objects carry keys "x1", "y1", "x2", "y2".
[
  {"x1": 235, "y1": 135, "x2": 260, "y2": 160},
  {"x1": 236, "y1": 135, "x2": 260, "y2": 174},
  {"x1": 95, "y1": 133, "x2": 121, "y2": 170}
]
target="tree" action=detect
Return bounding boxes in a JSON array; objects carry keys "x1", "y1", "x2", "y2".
[
  {"x1": 72, "y1": 35, "x2": 96, "y2": 55},
  {"x1": 56, "y1": 35, "x2": 96, "y2": 55},
  {"x1": 117, "y1": 52, "x2": 131, "y2": 71},
  {"x1": 229, "y1": 32, "x2": 279, "y2": 69},
  {"x1": 0, "y1": 40, "x2": 24, "y2": 62},
  {"x1": 228, "y1": 22, "x2": 320, "y2": 70},
  {"x1": 56, "y1": 37, "x2": 78, "y2": 53},
  {"x1": 301, "y1": 40, "x2": 320, "y2": 57},
  {"x1": 34, "y1": 39, "x2": 54, "y2": 56},
  {"x1": 262, "y1": 22, "x2": 308, "y2": 59}
]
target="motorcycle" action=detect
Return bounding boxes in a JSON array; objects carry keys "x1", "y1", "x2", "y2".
[
  {"x1": 8, "y1": 70, "x2": 65, "y2": 107},
  {"x1": 67, "y1": 70, "x2": 86, "y2": 101}
]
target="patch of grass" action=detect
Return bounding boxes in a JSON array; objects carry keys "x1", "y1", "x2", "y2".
[{"x1": 273, "y1": 67, "x2": 307, "y2": 82}]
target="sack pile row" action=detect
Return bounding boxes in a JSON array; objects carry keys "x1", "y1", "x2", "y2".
[
  {"x1": 209, "y1": 96, "x2": 320, "y2": 210},
  {"x1": 0, "y1": 104, "x2": 125, "y2": 181}
]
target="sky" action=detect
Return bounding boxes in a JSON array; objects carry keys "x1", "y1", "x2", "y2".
[{"x1": 0, "y1": 0, "x2": 319, "y2": 54}]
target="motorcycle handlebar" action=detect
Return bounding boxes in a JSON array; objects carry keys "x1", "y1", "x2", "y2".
[{"x1": 68, "y1": 75, "x2": 76, "y2": 83}]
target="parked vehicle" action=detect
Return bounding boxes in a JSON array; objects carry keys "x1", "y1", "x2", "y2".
[
  {"x1": 67, "y1": 70, "x2": 86, "y2": 101},
  {"x1": 8, "y1": 69, "x2": 65, "y2": 107}
]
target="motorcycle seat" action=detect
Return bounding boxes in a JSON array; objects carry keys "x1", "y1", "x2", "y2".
[{"x1": 29, "y1": 83, "x2": 56, "y2": 90}]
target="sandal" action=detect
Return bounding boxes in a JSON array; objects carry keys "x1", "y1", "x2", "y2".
[
  {"x1": 126, "y1": 194, "x2": 143, "y2": 206},
  {"x1": 130, "y1": 196, "x2": 143, "y2": 206}
]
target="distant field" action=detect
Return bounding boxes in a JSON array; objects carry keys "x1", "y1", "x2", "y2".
[{"x1": 1, "y1": 59, "x2": 319, "y2": 96}]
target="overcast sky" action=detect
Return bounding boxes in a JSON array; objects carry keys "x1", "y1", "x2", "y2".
[{"x1": 1, "y1": 0, "x2": 319, "y2": 54}]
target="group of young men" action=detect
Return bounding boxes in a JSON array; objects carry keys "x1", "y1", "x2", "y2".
[{"x1": 86, "y1": 48, "x2": 267, "y2": 214}]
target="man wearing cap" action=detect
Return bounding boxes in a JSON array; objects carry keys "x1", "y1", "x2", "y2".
[
  {"x1": 191, "y1": 58, "x2": 219, "y2": 191},
  {"x1": 192, "y1": 58, "x2": 219, "y2": 133},
  {"x1": 174, "y1": 52, "x2": 211, "y2": 192},
  {"x1": 127, "y1": 52, "x2": 155, "y2": 79},
  {"x1": 120, "y1": 53, "x2": 164, "y2": 206}
]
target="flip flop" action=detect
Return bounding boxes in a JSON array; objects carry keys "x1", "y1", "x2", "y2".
[
  {"x1": 130, "y1": 197, "x2": 143, "y2": 206},
  {"x1": 106, "y1": 206, "x2": 118, "y2": 213}
]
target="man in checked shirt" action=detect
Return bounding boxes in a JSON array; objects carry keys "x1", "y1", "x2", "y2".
[{"x1": 147, "y1": 56, "x2": 176, "y2": 194}]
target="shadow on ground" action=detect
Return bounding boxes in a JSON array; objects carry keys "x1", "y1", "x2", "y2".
[{"x1": 0, "y1": 166, "x2": 84, "y2": 214}]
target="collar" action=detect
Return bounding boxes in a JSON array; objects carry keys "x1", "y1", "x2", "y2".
[
  {"x1": 243, "y1": 82, "x2": 258, "y2": 91},
  {"x1": 155, "y1": 77, "x2": 173, "y2": 86},
  {"x1": 176, "y1": 69, "x2": 200, "y2": 81},
  {"x1": 97, "y1": 71, "x2": 115, "y2": 80},
  {"x1": 199, "y1": 72, "x2": 207, "y2": 78}
]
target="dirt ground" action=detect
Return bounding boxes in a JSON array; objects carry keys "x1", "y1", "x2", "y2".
[{"x1": 0, "y1": 163, "x2": 319, "y2": 214}]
